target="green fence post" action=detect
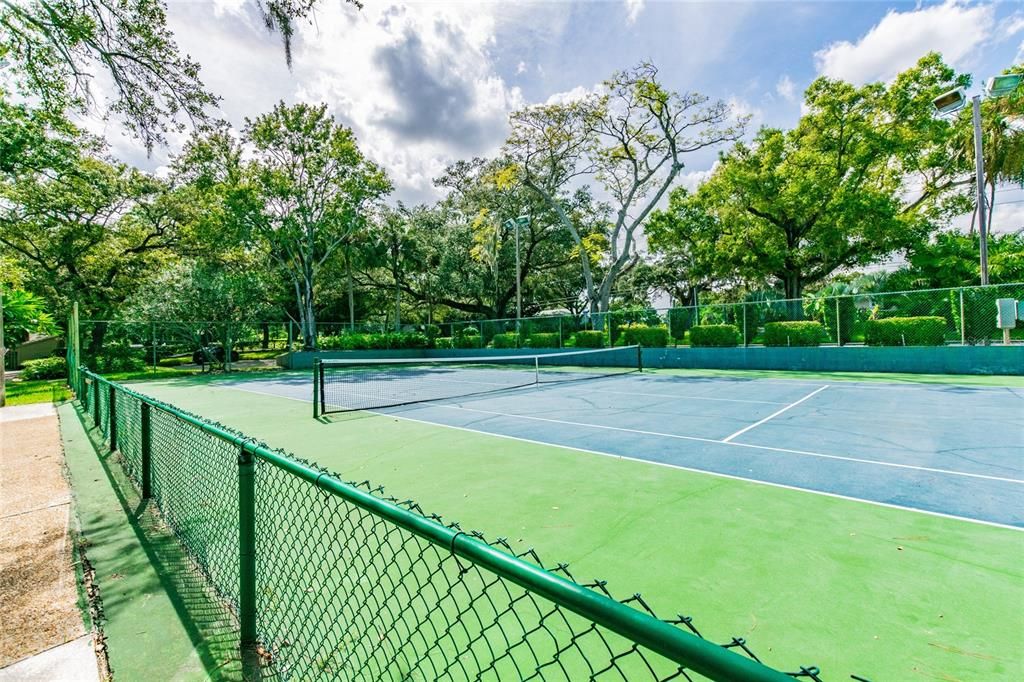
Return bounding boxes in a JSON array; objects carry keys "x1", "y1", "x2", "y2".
[
  {"x1": 959, "y1": 288, "x2": 966, "y2": 345},
  {"x1": 835, "y1": 297, "x2": 842, "y2": 347},
  {"x1": 92, "y1": 379, "x2": 100, "y2": 428},
  {"x1": 140, "y1": 402, "x2": 152, "y2": 499},
  {"x1": 287, "y1": 320, "x2": 294, "y2": 369},
  {"x1": 108, "y1": 385, "x2": 117, "y2": 452},
  {"x1": 151, "y1": 322, "x2": 157, "y2": 373},
  {"x1": 742, "y1": 304, "x2": 748, "y2": 348},
  {"x1": 237, "y1": 446, "x2": 258, "y2": 666}
]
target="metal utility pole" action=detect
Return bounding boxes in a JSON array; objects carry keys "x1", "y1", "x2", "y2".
[
  {"x1": 971, "y1": 95, "x2": 989, "y2": 285},
  {"x1": 503, "y1": 215, "x2": 531, "y2": 331}
]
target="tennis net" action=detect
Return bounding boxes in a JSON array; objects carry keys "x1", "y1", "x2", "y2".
[{"x1": 316, "y1": 345, "x2": 642, "y2": 415}]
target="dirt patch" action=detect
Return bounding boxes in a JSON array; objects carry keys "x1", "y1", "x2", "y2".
[{"x1": 0, "y1": 410, "x2": 86, "y2": 667}]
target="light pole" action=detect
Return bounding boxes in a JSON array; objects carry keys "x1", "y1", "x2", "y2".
[
  {"x1": 932, "y1": 73, "x2": 1022, "y2": 286},
  {"x1": 502, "y1": 215, "x2": 530, "y2": 329}
]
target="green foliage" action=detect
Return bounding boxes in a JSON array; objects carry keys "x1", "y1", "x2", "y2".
[
  {"x1": 666, "y1": 308, "x2": 695, "y2": 341},
  {"x1": 619, "y1": 324, "x2": 669, "y2": 348},
  {"x1": 453, "y1": 334, "x2": 483, "y2": 349},
  {"x1": 491, "y1": 333, "x2": 519, "y2": 349},
  {"x1": 951, "y1": 288, "x2": 1001, "y2": 344},
  {"x1": 20, "y1": 356, "x2": 68, "y2": 380},
  {"x1": 864, "y1": 317, "x2": 947, "y2": 346},
  {"x1": 805, "y1": 284, "x2": 857, "y2": 344},
  {"x1": 94, "y1": 342, "x2": 146, "y2": 373},
  {"x1": 318, "y1": 332, "x2": 429, "y2": 351},
  {"x1": 903, "y1": 232, "x2": 1024, "y2": 288},
  {"x1": 762, "y1": 321, "x2": 826, "y2": 347},
  {"x1": 689, "y1": 324, "x2": 741, "y2": 347},
  {"x1": 458, "y1": 326, "x2": 481, "y2": 337},
  {"x1": 1, "y1": 289, "x2": 58, "y2": 347},
  {"x1": 571, "y1": 331, "x2": 605, "y2": 348},
  {"x1": 434, "y1": 337, "x2": 455, "y2": 350},
  {"x1": 690, "y1": 54, "x2": 968, "y2": 298},
  {"x1": 527, "y1": 333, "x2": 560, "y2": 348}
]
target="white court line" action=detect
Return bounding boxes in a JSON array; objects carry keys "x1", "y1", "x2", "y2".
[
  {"x1": 426, "y1": 402, "x2": 1022, "y2": 485},
  {"x1": 721, "y1": 385, "x2": 830, "y2": 443},
  {"x1": 221, "y1": 384, "x2": 1023, "y2": 531}
]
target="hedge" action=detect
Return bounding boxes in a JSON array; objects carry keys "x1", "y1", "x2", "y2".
[
  {"x1": 491, "y1": 333, "x2": 519, "y2": 349},
  {"x1": 21, "y1": 356, "x2": 68, "y2": 380},
  {"x1": 319, "y1": 332, "x2": 429, "y2": 351},
  {"x1": 762, "y1": 321, "x2": 826, "y2": 347},
  {"x1": 688, "y1": 324, "x2": 741, "y2": 347},
  {"x1": 434, "y1": 337, "x2": 455, "y2": 349},
  {"x1": 453, "y1": 334, "x2": 483, "y2": 349},
  {"x1": 864, "y1": 316, "x2": 947, "y2": 346},
  {"x1": 619, "y1": 323, "x2": 669, "y2": 348},
  {"x1": 527, "y1": 332, "x2": 560, "y2": 348},
  {"x1": 571, "y1": 331, "x2": 605, "y2": 348}
]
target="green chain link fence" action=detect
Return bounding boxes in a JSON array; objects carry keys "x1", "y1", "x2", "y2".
[{"x1": 68, "y1": 355, "x2": 841, "y2": 681}]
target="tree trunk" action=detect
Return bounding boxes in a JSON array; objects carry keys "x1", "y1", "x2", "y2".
[
  {"x1": 261, "y1": 323, "x2": 270, "y2": 350},
  {"x1": 783, "y1": 272, "x2": 803, "y2": 320}
]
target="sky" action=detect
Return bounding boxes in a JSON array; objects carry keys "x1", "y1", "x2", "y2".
[{"x1": 93, "y1": 0, "x2": 1024, "y2": 232}]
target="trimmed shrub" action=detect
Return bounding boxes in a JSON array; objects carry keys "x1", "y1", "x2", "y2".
[
  {"x1": 453, "y1": 333, "x2": 483, "y2": 349},
  {"x1": 688, "y1": 324, "x2": 741, "y2": 347},
  {"x1": 667, "y1": 308, "x2": 695, "y2": 341},
  {"x1": 434, "y1": 336, "x2": 455, "y2": 349},
  {"x1": 864, "y1": 316, "x2": 947, "y2": 346},
  {"x1": 21, "y1": 356, "x2": 68, "y2": 380},
  {"x1": 762, "y1": 321, "x2": 826, "y2": 347},
  {"x1": 619, "y1": 323, "x2": 669, "y2": 348},
  {"x1": 527, "y1": 332, "x2": 560, "y2": 348},
  {"x1": 571, "y1": 331, "x2": 605, "y2": 348},
  {"x1": 97, "y1": 342, "x2": 146, "y2": 373},
  {"x1": 491, "y1": 333, "x2": 519, "y2": 349},
  {"x1": 318, "y1": 332, "x2": 429, "y2": 351},
  {"x1": 457, "y1": 326, "x2": 481, "y2": 338}
]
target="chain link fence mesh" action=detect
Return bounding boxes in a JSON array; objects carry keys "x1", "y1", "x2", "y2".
[{"x1": 71, "y1": 367, "x2": 839, "y2": 682}]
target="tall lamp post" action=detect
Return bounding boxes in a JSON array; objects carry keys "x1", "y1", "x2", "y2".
[
  {"x1": 932, "y1": 73, "x2": 1022, "y2": 286},
  {"x1": 502, "y1": 215, "x2": 531, "y2": 329}
]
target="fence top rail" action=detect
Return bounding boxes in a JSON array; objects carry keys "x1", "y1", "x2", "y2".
[{"x1": 77, "y1": 365, "x2": 808, "y2": 681}]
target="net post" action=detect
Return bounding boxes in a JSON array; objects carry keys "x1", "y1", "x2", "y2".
[
  {"x1": 313, "y1": 358, "x2": 321, "y2": 419},
  {"x1": 237, "y1": 445, "x2": 258, "y2": 670},
  {"x1": 140, "y1": 402, "x2": 152, "y2": 499},
  {"x1": 92, "y1": 379, "x2": 100, "y2": 428},
  {"x1": 959, "y1": 288, "x2": 966, "y2": 345},
  {"x1": 534, "y1": 356, "x2": 540, "y2": 385},
  {"x1": 108, "y1": 385, "x2": 118, "y2": 452},
  {"x1": 637, "y1": 344, "x2": 643, "y2": 373}
]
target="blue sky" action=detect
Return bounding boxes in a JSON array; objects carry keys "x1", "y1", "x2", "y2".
[{"x1": 95, "y1": 1, "x2": 1024, "y2": 228}]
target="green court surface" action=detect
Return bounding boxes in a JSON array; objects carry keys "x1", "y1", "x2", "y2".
[
  {"x1": 58, "y1": 402, "x2": 242, "y2": 680},
  {"x1": 94, "y1": 372, "x2": 1024, "y2": 681}
]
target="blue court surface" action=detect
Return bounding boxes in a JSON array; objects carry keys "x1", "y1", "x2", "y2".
[{"x1": 224, "y1": 370, "x2": 1024, "y2": 528}]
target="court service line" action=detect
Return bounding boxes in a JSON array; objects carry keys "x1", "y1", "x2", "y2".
[
  {"x1": 222, "y1": 384, "x2": 1024, "y2": 531},
  {"x1": 721, "y1": 385, "x2": 830, "y2": 443},
  {"x1": 426, "y1": 402, "x2": 1023, "y2": 485}
]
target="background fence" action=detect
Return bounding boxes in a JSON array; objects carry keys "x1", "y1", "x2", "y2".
[
  {"x1": 75, "y1": 284, "x2": 1022, "y2": 372},
  {"x1": 66, "y1": 342, "x2": 834, "y2": 680}
]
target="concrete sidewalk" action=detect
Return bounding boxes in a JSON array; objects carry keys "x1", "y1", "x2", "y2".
[{"x1": 0, "y1": 402, "x2": 99, "y2": 681}]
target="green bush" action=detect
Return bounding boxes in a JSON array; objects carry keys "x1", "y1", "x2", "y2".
[
  {"x1": 21, "y1": 356, "x2": 68, "y2": 380},
  {"x1": 527, "y1": 332, "x2": 560, "y2": 348},
  {"x1": 667, "y1": 308, "x2": 695, "y2": 341},
  {"x1": 763, "y1": 321, "x2": 826, "y2": 347},
  {"x1": 619, "y1": 323, "x2": 669, "y2": 347},
  {"x1": 864, "y1": 317, "x2": 947, "y2": 346},
  {"x1": 951, "y1": 288, "x2": 999, "y2": 344},
  {"x1": 434, "y1": 337, "x2": 455, "y2": 349},
  {"x1": 457, "y1": 326, "x2": 481, "y2": 337},
  {"x1": 96, "y1": 342, "x2": 145, "y2": 373},
  {"x1": 318, "y1": 332, "x2": 429, "y2": 351},
  {"x1": 491, "y1": 333, "x2": 519, "y2": 349},
  {"x1": 571, "y1": 331, "x2": 605, "y2": 348},
  {"x1": 688, "y1": 324, "x2": 741, "y2": 347},
  {"x1": 453, "y1": 334, "x2": 483, "y2": 349}
]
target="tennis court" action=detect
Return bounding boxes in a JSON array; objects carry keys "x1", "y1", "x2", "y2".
[{"x1": 225, "y1": 352, "x2": 1024, "y2": 529}]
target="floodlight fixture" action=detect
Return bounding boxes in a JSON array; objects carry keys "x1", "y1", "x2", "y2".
[
  {"x1": 985, "y1": 74, "x2": 1023, "y2": 98},
  {"x1": 932, "y1": 87, "x2": 967, "y2": 115}
]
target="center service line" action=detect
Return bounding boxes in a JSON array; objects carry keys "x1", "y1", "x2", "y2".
[{"x1": 720, "y1": 385, "x2": 830, "y2": 443}]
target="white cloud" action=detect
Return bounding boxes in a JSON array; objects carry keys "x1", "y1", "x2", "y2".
[
  {"x1": 516, "y1": 61, "x2": 527, "y2": 75},
  {"x1": 625, "y1": 0, "x2": 645, "y2": 25},
  {"x1": 727, "y1": 96, "x2": 762, "y2": 129},
  {"x1": 775, "y1": 74, "x2": 796, "y2": 102},
  {"x1": 1017, "y1": 39, "x2": 1024, "y2": 63},
  {"x1": 814, "y1": 0, "x2": 995, "y2": 84}
]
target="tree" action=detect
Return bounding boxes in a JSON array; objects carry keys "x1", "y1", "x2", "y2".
[
  {"x1": 176, "y1": 103, "x2": 391, "y2": 349},
  {"x1": 691, "y1": 54, "x2": 970, "y2": 307},
  {"x1": 644, "y1": 187, "x2": 733, "y2": 306},
  {"x1": 898, "y1": 231, "x2": 1024, "y2": 289},
  {"x1": 1, "y1": 0, "x2": 218, "y2": 151},
  {"x1": 507, "y1": 61, "x2": 745, "y2": 313}
]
